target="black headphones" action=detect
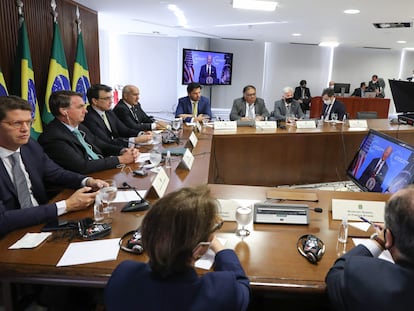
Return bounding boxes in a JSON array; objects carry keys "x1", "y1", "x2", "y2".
[
  {"x1": 297, "y1": 234, "x2": 325, "y2": 264},
  {"x1": 119, "y1": 229, "x2": 144, "y2": 254}
]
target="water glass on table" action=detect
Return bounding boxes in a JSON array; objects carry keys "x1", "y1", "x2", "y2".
[{"x1": 235, "y1": 205, "x2": 253, "y2": 237}]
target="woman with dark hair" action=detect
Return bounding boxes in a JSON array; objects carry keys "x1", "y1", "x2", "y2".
[{"x1": 104, "y1": 185, "x2": 250, "y2": 311}]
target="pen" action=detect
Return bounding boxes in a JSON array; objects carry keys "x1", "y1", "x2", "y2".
[{"x1": 359, "y1": 216, "x2": 381, "y2": 229}]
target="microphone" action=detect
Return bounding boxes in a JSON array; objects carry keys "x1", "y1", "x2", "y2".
[
  {"x1": 121, "y1": 182, "x2": 150, "y2": 212},
  {"x1": 310, "y1": 207, "x2": 323, "y2": 213}
]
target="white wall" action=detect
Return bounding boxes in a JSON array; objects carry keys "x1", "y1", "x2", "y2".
[{"x1": 99, "y1": 33, "x2": 406, "y2": 116}]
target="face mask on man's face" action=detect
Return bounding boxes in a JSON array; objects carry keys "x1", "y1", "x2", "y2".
[
  {"x1": 323, "y1": 99, "x2": 332, "y2": 105},
  {"x1": 285, "y1": 97, "x2": 293, "y2": 103}
]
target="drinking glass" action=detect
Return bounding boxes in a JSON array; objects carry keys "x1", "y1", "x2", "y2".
[
  {"x1": 153, "y1": 133, "x2": 162, "y2": 145},
  {"x1": 172, "y1": 118, "x2": 181, "y2": 131},
  {"x1": 331, "y1": 113, "x2": 338, "y2": 123},
  {"x1": 149, "y1": 149, "x2": 162, "y2": 167},
  {"x1": 93, "y1": 193, "x2": 105, "y2": 222},
  {"x1": 235, "y1": 206, "x2": 253, "y2": 237},
  {"x1": 99, "y1": 179, "x2": 117, "y2": 214}
]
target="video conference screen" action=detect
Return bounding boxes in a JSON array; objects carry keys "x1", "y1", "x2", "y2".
[
  {"x1": 182, "y1": 48, "x2": 233, "y2": 86},
  {"x1": 347, "y1": 129, "x2": 414, "y2": 193}
]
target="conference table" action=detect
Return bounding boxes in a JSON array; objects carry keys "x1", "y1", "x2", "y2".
[{"x1": 1, "y1": 120, "x2": 411, "y2": 309}]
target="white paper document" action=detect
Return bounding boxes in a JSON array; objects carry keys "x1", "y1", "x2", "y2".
[
  {"x1": 56, "y1": 238, "x2": 120, "y2": 267},
  {"x1": 9, "y1": 232, "x2": 52, "y2": 249},
  {"x1": 195, "y1": 238, "x2": 227, "y2": 270},
  {"x1": 348, "y1": 222, "x2": 371, "y2": 232},
  {"x1": 113, "y1": 190, "x2": 147, "y2": 203},
  {"x1": 136, "y1": 152, "x2": 150, "y2": 163}
]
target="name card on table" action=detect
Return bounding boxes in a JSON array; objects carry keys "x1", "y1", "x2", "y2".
[
  {"x1": 296, "y1": 120, "x2": 316, "y2": 129},
  {"x1": 188, "y1": 131, "x2": 198, "y2": 148},
  {"x1": 348, "y1": 119, "x2": 368, "y2": 128},
  {"x1": 148, "y1": 167, "x2": 169, "y2": 199},
  {"x1": 255, "y1": 121, "x2": 277, "y2": 129},
  {"x1": 177, "y1": 148, "x2": 194, "y2": 171},
  {"x1": 332, "y1": 199, "x2": 385, "y2": 222},
  {"x1": 214, "y1": 121, "x2": 237, "y2": 130},
  {"x1": 195, "y1": 122, "x2": 202, "y2": 133}
]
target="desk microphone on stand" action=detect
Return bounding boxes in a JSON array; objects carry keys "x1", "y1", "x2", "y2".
[{"x1": 121, "y1": 182, "x2": 150, "y2": 212}]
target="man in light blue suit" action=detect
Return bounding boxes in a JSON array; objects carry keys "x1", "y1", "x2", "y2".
[{"x1": 175, "y1": 82, "x2": 212, "y2": 123}]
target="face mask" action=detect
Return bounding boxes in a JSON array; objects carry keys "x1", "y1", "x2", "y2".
[
  {"x1": 323, "y1": 99, "x2": 331, "y2": 105},
  {"x1": 285, "y1": 97, "x2": 293, "y2": 103}
]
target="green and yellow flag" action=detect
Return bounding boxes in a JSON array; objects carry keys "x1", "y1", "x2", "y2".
[
  {"x1": 0, "y1": 67, "x2": 8, "y2": 96},
  {"x1": 11, "y1": 19, "x2": 42, "y2": 139},
  {"x1": 43, "y1": 21, "x2": 70, "y2": 124},
  {"x1": 72, "y1": 31, "x2": 90, "y2": 102}
]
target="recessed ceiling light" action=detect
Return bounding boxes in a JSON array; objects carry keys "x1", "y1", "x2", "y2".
[
  {"x1": 292, "y1": 33, "x2": 302, "y2": 37},
  {"x1": 397, "y1": 40, "x2": 407, "y2": 44},
  {"x1": 319, "y1": 41, "x2": 339, "y2": 47},
  {"x1": 344, "y1": 9, "x2": 360, "y2": 14},
  {"x1": 233, "y1": 0, "x2": 278, "y2": 12}
]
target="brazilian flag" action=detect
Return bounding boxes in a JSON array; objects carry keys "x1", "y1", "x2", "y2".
[
  {"x1": 72, "y1": 31, "x2": 90, "y2": 102},
  {"x1": 0, "y1": 66, "x2": 8, "y2": 96},
  {"x1": 43, "y1": 21, "x2": 70, "y2": 124},
  {"x1": 11, "y1": 20, "x2": 43, "y2": 139}
]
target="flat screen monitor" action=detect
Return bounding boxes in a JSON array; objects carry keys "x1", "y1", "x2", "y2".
[
  {"x1": 182, "y1": 48, "x2": 233, "y2": 85},
  {"x1": 388, "y1": 79, "x2": 414, "y2": 113},
  {"x1": 333, "y1": 83, "x2": 351, "y2": 94},
  {"x1": 347, "y1": 129, "x2": 414, "y2": 193}
]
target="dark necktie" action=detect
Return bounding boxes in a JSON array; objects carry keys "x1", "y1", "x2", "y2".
[
  {"x1": 73, "y1": 129, "x2": 100, "y2": 160},
  {"x1": 10, "y1": 153, "x2": 33, "y2": 209},
  {"x1": 130, "y1": 107, "x2": 139, "y2": 122}
]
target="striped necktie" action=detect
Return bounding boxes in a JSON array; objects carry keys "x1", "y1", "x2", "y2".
[
  {"x1": 73, "y1": 129, "x2": 100, "y2": 160},
  {"x1": 10, "y1": 152, "x2": 33, "y2": 209}
]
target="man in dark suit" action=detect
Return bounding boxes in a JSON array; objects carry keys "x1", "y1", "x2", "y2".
[
  {"x1": 83, "y1": 84, "x2": 152, "y2": 148},
  {"x1": 113, "y1": 85, "x2": 168, "y2": 131},
  {"x1": 321, "y1": 88, "x2": 347, "y2": 121},
  {"x1": 175, "y1": 82, "x2": 212, "y2": 123},
  {"x1": 351, "y1": 82, "x2": 367, "y2": 97},
  {"x1": 326, "y1": 186, "x2": 414, "y2": 311},
  {"x1": 38, "y1": 91, "x2": 138, "y2": 174},
  {"x1": 294, "y1": 80, "x2": 312, "y2": 112},
  {"x1": 198, "y1": 54, "x2": 218, "y2": 85},
  {"x1": 358, "y1": 146, "x2": 392, "y2": 192},
  {"x1": 368, "y1": 74, "x2": 386, "y2": 98},
  {"x1": 0, "y1": 96, "x2": 105, "y2": 236},
  {"x1": 230, "y1": 85, "x2": 269, "y2": 121}
]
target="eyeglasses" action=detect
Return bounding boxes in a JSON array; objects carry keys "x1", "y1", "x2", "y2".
[
  {"x1": 211, "y1": 219, "x2": 224, "y2": 233},
  {"x1": 98, "y1": 96, "x2": 113, "y2": 101},
  {"x1": 1, "y1": 120, "x2": 34, "y2": 128},
  {"x1": 245, "y1": 93, "x2": 256, "y2": 97}
]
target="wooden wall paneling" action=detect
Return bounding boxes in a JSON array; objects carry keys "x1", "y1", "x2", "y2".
[{"x1": 0, "y1": 0, "x2": 99, "y2": 114}]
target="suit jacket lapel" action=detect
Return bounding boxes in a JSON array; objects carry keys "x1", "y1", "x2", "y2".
[{"x1": 0, "y1": 158, "x2": 16, "y2": 197}]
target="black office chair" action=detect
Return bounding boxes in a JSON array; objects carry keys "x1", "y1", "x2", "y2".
[{"x1": 356, "y1": 111, "x2": 378, "y2": 119}]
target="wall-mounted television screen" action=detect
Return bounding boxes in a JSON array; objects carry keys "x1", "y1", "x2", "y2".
[
  {"x1": 347, "y1": 129, "x2": 414, "y2": 193},
  {"x1": 333, "y1": 83, "x2": 351, "y2": 94},
  {"x1": 182, "y1": 48, "x2": 233, "y2": 85}
]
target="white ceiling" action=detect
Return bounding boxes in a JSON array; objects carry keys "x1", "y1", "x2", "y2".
[{"x1": 75, "y1": 0, "x2": 414, "y2": 50}]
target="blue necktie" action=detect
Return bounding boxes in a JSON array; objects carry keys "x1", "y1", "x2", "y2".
[
  {"x1": 73, "y1": 129, "x2": 99, "y2": 160},
  {"x1": 10, "y1": 153, "x2": 33, "y2": 209}
]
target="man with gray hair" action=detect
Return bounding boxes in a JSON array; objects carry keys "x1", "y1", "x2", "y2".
[
  {"x1": 326, "y1": 186, "x2": 414, "y2": 311},
  {"x1": 270, "y1": 86, "x2": 304, "y2": 122}
]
